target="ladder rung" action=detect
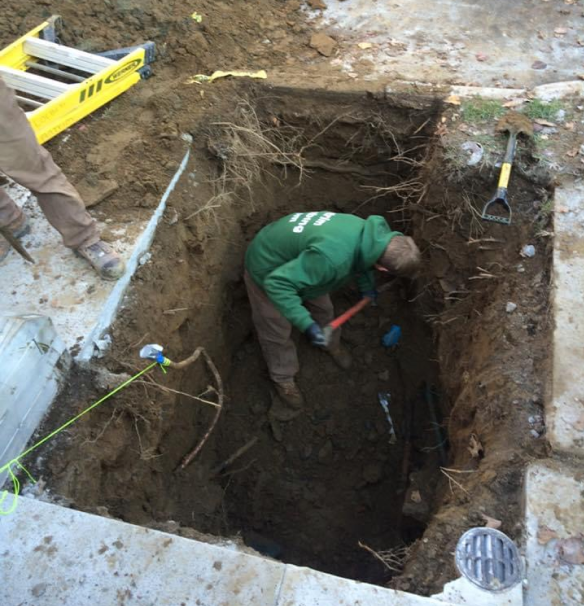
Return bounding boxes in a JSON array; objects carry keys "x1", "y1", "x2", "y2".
[
  {"x1": 0, "y1": 65, "x2": 69, "y2": 99},
  {"x1": 25, "y1": 61, "x2": 85, "y2": 83},
  {"x1": 15, "y1": 95, "x2": 43, "y2": 108},
  {"x1": 23, "y1": 38, "x2": 115, "y2": 74}
]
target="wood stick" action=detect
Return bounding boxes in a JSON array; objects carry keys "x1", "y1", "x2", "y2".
[
  {"x1": 171, "y1": 348, "x2": 224, "y2": 470},
  {"x1": 210, "y1": 437, "x2": 258, "y2": 476}
]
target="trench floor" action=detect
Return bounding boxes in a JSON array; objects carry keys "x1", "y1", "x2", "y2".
[{"x1": 195, "y1": 285, "x2": 443, "y2": 583}]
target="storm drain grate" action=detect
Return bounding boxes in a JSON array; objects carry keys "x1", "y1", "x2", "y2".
[{"x1": 455, "y1": 527, "x2": 522, "y2": 592}]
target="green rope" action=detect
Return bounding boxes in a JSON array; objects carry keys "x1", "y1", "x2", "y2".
[{"x1": 0, "y1": 361, "x2": 159, "y2": 515}]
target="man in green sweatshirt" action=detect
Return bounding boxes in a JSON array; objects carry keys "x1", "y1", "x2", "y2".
[{"x1": 244, "y1": 211, "x2": 421, "y2": 406}]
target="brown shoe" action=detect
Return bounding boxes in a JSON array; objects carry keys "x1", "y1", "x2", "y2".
[
  {"x1": 273, "y1": 380, "x2": 304, "y2": 408},
  {"x1": 76, "y1": 240, "x2": 126, "y2": 281},
  {"x1": 326, "y1": 343, "x2": 353, "y2": 370},
  {"x1": 0, "y1": 213, "x2": 31, "y2": 263}
]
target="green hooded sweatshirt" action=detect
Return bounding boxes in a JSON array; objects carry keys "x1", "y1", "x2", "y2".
[{"x1": 245, "y1": 211, "x2": 402, "y2": 332}]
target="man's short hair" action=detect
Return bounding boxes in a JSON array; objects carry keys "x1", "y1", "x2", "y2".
[{"x1": 379, "y1": 235, "x2": 421, "y2": 276}]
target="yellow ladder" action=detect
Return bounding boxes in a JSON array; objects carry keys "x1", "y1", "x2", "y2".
[{"x1": 0, "y1": 16, "x2": 155, "y2": 144}]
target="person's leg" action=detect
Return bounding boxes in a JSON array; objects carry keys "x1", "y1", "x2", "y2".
[
  {"x1": 305, "y1": 294, "x2": 352, "y2": 369},
  {"x1": 0, "y1": 78, "x2": 98, "y2": 249},
  {"x1": 0, "y1": 186, "x2": 24, "y2": 227},
  {"x1": 244, "y1": 271, "x2": 299, "y2": 384},
  {"x1": 0, "y1": 187, "x2": 30, "y2": 261}
]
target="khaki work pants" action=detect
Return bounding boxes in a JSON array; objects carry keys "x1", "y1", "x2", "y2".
[
  {"x1": 0, "y1": 77, "x2": 99, "y2": 249},
  {"x1": 244, "y1": 270, "x2": 341, "y2": 384}
]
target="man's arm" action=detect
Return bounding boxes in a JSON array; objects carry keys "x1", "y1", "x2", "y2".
[
  {"x1": 263, "y1": 249, "x2": 337, "y2": 332},
  {"x1": 356, "y1": 269, "x2": 375, "y2": 294}
]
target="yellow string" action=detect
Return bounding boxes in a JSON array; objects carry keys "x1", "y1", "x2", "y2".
[{"x1": 0, "y1": 361, "x2": 159, "y2": 515}]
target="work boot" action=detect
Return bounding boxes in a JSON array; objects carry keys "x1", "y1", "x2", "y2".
[
  {"x1": 76, "y1": 240, "x2": 126, "y2": 281},
  {"x1": 0, "y1": 213, "x2": 31, "y2": 263},
  {"x1": 273, "y1": 380, "x2": 304, "y2": 408},
  {"x1": 326, "y1": 343, "x2": 353, "y2": 370}
]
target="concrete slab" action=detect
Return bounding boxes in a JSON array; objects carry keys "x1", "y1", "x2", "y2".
[
  {"x1": 0, "y1": 181, "x2": 145, "y2": 352},
  {"x1": 0, "y1": 495, "x2": 286, "y2": 606},
  {"x1": 276, "y1": 565, "x2": 448, "y2": 606},
  {"x1": 0, "y1": 315, "x2": 69, "y2": 487},
  {"x1": 0, "y1": 496, "x2": 460, "y2": 606},
  {"x1": 524, "y1": 460, "x2": 584, "y2": 606},
  {"x1": 548, "y1": 182, "x2": 584, "y2": 456},
  {"x1": 432, "y1": 576, "x2": 522, "y2": 606},
  {"x1": 311, "y1": 0, "x2": 584, "y2": 88}
]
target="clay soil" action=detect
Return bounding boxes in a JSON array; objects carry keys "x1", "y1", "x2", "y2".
[{"x1": 2, "y1": 0, "x2": 552, "y2": 596}]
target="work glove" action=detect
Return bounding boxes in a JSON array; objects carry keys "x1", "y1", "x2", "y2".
[
  {"x1": 305, "y1": 322, "x2": 327, "y2": 348},
  {"x1": 361, "y1": 289, "x2": 379, "y2": 306}
]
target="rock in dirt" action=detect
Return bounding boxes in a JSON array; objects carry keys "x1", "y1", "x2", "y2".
[
  {"x1": 269, "y1": 398, "x2": 303, "y2": 422},
  {"x1": 77, "y1": 178, "x2": 119, "y2": 208},
  {"x1": 318, "y1": 439, "x2": 333, "y2": 461},
  {"x1": 310, "y1": 33, "x2": 337, "y2": 57},
  {"x1": 521, "y1": 244, "x2": 536, "y2": 258},
  {"x1": 506, "y1": 302, "x2": 517, "y2": 313},
  {"x1": 269, "y1": 417, "x2": 283, "y2": 442},
  {"x1": 481, "y1": 513, "x2": 502, "y2": 529},
  {"x1": 307, "y1": 0, "x2": 327, "y2": 9},
  {"x1": 362, "y1": 462, "x2": 384, "y2": 484}
]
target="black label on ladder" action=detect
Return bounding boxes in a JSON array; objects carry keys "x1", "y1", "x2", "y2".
[
  {"x1": 78, "y1": 58, "x2": 143, "y2": 103},
  {"x1": 79, "y1": 79, "x2": 103, "y2": 103}
]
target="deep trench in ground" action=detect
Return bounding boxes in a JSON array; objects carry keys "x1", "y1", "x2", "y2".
[
  {"x1": 33, "y1": 87, "x2": 552, "y2": 593},
  {"x1": 159, "y1": 92, "x2": 446, "y2": 583}
]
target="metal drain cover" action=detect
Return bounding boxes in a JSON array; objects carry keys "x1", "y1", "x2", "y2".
[{"x1": 455, "y1": 527, "x2": 522, "y2": 592}]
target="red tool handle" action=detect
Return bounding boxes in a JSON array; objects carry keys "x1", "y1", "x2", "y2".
[{"x1": 328, "y1": 296, "x2": 373, "y2": 330}]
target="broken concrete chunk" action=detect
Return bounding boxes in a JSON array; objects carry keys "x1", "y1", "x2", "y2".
[{"x1": 309, "y1": 33, "x2": 337, "y2": 57}]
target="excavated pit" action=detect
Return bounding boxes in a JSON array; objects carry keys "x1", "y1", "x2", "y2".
[{"x1": 33, "y1": 87, "x2": 552, "y2": 594}]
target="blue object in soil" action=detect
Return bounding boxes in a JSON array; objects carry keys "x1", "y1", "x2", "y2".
[{"x1": 382, "y1": 325, "x2": 402, "y2": 348}]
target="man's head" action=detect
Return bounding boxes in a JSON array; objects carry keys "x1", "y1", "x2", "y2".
[{"x1": 376, "y1": 235, "x2": 421, "y2": 277}]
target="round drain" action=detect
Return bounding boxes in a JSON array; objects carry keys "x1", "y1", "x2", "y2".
[{"x1": 455, "y1": 527, "x2": 522, "y2": 592}]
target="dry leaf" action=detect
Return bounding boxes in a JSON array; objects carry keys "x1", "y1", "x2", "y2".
[
  {"x1": 537, "y1": 525, "x2": 558, "y2": 544},
  {"x1": 357, "y1": 42, "x2": 373, "y2": 50},
  {"x1": 558, "y1": 536, "x2": 584, "y2": 565},
  {"x1": 567, "y1": 149, "x2": 579, "y2": 158},
  {"x1": 565, "y1": 122, "x2": 575, "y2": 130},
  {"x1": 482, "y1": 513, "x2": 502, "y2": 529},
  {"x1": 537, "y1": 30, "x2": 547, "y2": 40},
  {"x1": 468, "y1": 433, "x2": 484, "y2": 458},
  {"x1": 435, "y1": 124, "x2": 448, "y2": 137},
  {"x1": 554, "y1": 27, "x2": 568, "y2": 36},
  {"x1": 532, "y1": 60, "x2": 547, "y2": 70},
  {"x1": 503, "y1": 98, "x2": 526, "y2": 108},
  {"x1": 535, "y1": 119, "x2": 557, "y2": 127},
  {"x1": 445, "y1": 94, "x2": 461, "y2": 105}
]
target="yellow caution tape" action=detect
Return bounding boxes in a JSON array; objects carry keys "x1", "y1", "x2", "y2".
[{"x1": 187, "y1": 70, "x2": 268, "y2": 84}]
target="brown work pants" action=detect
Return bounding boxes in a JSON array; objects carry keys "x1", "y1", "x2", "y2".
[
  {"x1": 244, "y1": 270, "x2": 341, "y2": 384},
  {"x1": 0, "y1": 77, "x2": 99, "y2": 249}
]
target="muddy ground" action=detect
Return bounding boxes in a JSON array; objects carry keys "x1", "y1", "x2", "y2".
[{"x1": 2, "y1": 0, "x2": 556, "y2": 596}]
